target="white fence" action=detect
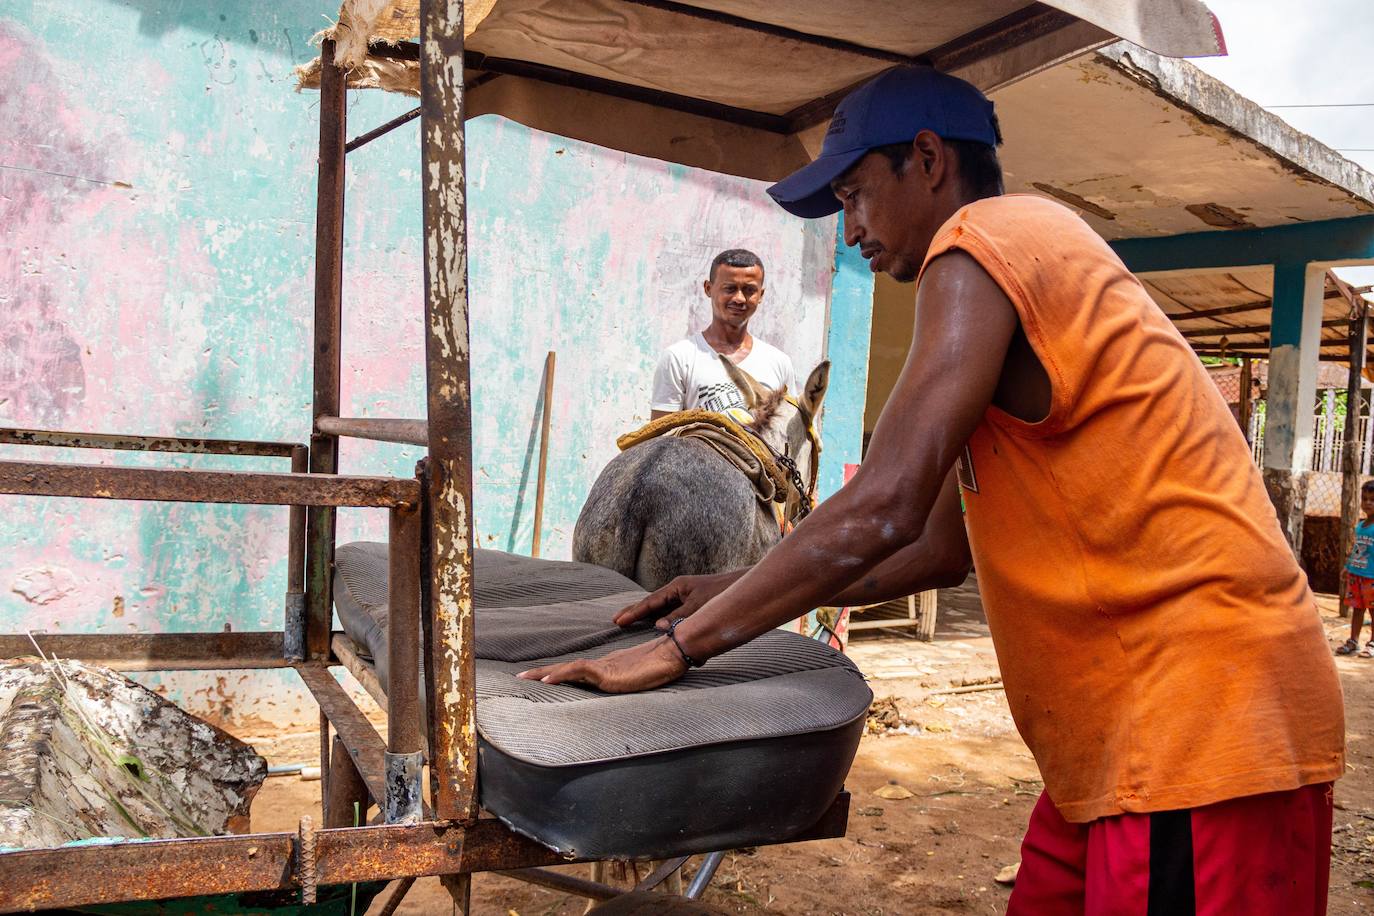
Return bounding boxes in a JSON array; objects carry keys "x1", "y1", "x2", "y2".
[{"x1": 1249, "y1": 391, "x2": 1374, "y2": 475}]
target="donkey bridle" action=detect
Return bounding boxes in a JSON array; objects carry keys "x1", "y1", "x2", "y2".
[{"x1": 741, "y1": 403, "x2": 820, "y2": 523}]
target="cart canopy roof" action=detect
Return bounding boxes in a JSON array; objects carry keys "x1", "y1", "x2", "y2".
[{"x1": 298, "y1": 0, "x2": 1224, "y2": 180}]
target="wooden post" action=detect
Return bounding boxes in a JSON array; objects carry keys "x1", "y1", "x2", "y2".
[
  {"x1": 1339, "y1": 308, "x2": 1368, "y2": 620},
  {"x1": 1238, "y1": 357, "x2": 1253, "y2": 445},
  {"x1": 532, "y1": 351, "x2": 556, "y2": 557},
  {"x1": 1364, "y1": 384, "x2": 1374, "y2": 475},
  {"x1": 1323, "y1": 389, "x2": 1337, "y2": 471}
]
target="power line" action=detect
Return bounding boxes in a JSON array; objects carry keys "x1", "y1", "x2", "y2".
[{"x1": 1266, "y1": 102, "x2": 1374, "y2": 109}]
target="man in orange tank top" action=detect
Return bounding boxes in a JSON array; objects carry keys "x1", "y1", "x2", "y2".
[{"x1": 521, "y1": 67, "x2": 1345, "y2": 913}]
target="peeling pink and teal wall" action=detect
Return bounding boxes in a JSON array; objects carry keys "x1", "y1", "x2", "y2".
[{"x1": 0, "y1": 2, "x2": 873, "y2": 730}]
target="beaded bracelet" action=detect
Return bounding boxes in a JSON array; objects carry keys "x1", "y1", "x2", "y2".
[{"x1": 665, "y1": 618, "x2": 702, "y2": 668}]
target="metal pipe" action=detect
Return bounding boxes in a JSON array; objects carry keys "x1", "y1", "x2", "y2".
[
  {"x1": 415, "y1": 458, "x2": 440, "y2": 786},
  {"x1": 498, "y1": 868, "x2": 619, "y2": 902},
  {"x1": 288, "y1": 446, "x2": 308, "y2": 588},
  {"x1": 633, "y1": 856, "x2": 689, "y2": 892},
  {"x1": 319, "y1": 709, "x2": 332, "y2": 815},
  {"x1": 531, "y1": 352, "x2": 555, "y2": 557},
  {"x1": 325, "y1": 734, "x2": 370, "y2": 829},
  {"x1": 0, "y1": 631, "x2": 286, "y2": 669},
  {"x1": 0, "y1": 459, "x2": 420, "y2": 507},
  {"x1": 419, "y1": 0, "x2": 479, "y2": 822},
  {"x1": 685, "y1": 851, "x2": 725, "y2": 899},
  {"x1": 307, "y1": 37, "x2": 348, "y2": 661},
  {"x1": 346, "y1": 106, "x2": 422, "y2": 153},
  {"x1": 316, "y1": 416, "x2": 428, "y2": 446},
  {"x1": 285, "y1": 445, "x2": 309, "y2": 660},
  {"x1": 385, "y1": 502, "x2": 424, "y2": 823},
  {"x1": 387, "y1": 504, "x2": 423, "y2": 756},
  {"x1": 0, "y1": 427, "x2": 299, "y2": 457}
]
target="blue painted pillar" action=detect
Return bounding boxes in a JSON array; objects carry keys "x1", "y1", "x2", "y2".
[
  {"x1": 1263, "y1": 259, "x2": 1327, "y2": 549},
  {"x1": 818, "y1": 216, "x2": 874, "y2": 499}
]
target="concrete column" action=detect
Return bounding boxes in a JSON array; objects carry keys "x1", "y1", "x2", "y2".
[{"x1": 1262, "y1": 260, "x2": 1326, "y2": 553}]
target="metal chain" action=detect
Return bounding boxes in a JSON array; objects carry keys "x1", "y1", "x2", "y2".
[
  {"x1": 739, "y1": 426, "x2": 814, "y2": 523},
  {"x1": 773, "y1": 450, "x2": 813, "y2": 522}
]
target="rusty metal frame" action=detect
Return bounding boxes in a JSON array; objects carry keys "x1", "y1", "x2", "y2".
[
  {"x1": 0, "y1": 427, "x2": 300, "y2": 457},
  {"x1": 0, "y1": 794, "x2": 851, "y2": 911},
  {"x1": 0, "y1": 0, "x2": 873, "y2": 909}
]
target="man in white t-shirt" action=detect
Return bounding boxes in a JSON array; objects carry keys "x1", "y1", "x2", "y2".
[{"x1": 650, "y1": 249, "x2": 798, "y2": 418}]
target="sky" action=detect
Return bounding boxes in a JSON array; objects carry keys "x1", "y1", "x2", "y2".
[
  {"x1": 1193, "y1": 0, "x2": 1374, "y2": 172},
  {"x1": 1188, "y1": 0, "x2": 1374, "y2": 288}
]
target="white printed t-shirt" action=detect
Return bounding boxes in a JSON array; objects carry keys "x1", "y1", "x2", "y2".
[{"x1": 650, "y1": 332, "x2": 798, "y2": 414}]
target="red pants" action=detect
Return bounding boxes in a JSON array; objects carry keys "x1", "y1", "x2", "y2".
[{"x1": 1008, "y1": 784, "x2": 1333, "y2": 915}]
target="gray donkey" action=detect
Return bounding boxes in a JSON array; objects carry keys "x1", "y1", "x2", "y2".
[{"x1": 574, "y1": 357, "x2": 830, "y2": 590}]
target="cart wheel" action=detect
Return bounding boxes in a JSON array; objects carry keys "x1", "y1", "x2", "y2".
[{"x1": 586, "y1": 891, "x2": 732, "y2": 914}]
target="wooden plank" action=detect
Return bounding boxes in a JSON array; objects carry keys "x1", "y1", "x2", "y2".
[{"x1": 532, "y1": 351, "x2": 556, "y2": 557}]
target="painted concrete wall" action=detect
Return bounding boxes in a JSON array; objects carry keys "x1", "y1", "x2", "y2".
[{"x1": 0, "y1": 2, "x2": 857, "y2": 729}]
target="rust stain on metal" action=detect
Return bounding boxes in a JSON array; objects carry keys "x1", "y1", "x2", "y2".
[
  {"x1": 295, "y1": 665, "x2": 388, "y2": 804},
  {"x1": 0, "y1": 796, "x2": 852, "y2": 909},
  {"x1": 0, "y1": 632, "x2": 286, "y2": 670},
  {"x1": 0, "y1": 427, "x2": 299, "y2": 458},
  {"x1": 0, "y1": 459, "x2": 420, "y2": 507},
  {"x1": 387, "y1": 502, "x2": 424, "y2": 759},
  {"x1": 419, "y1": 0, "x2": 479, "y2": 822}
]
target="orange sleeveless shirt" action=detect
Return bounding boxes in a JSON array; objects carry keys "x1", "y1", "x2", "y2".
[{"x1": 923, "y1": 195, "x2": 1345, "y2": 823}]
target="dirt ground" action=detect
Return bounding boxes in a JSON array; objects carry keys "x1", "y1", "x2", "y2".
[{"x1": 247, "y1": 581, "x2": 1374, "y2": 914}]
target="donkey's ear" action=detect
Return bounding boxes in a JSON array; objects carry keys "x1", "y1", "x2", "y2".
[
  {"x1": 801, "y1": 361, "x2": 830, "y2": 416},
  {"x1": 719, "y1": 355, "x2": 771, "y2": 410}
]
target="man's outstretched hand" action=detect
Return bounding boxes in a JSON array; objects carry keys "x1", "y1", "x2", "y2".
[
  {"x1": 516, "y1": 636, "x2": 688, "y2": 693},
  {"x1": 612, "y1": 569, "x2": 746, "y2": 629}
]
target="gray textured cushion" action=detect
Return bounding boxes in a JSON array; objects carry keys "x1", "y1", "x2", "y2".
[
  {"x1": 334, "y1": 543, "x2": 870, "y2": 766},
  {"x1": 334, "y1": 543, "x2": 870, "y2": 857}
]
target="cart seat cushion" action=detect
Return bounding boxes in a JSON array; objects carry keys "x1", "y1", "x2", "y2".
[{"x1": 333, "y1": 543, "x2": 871, "y2": 859}]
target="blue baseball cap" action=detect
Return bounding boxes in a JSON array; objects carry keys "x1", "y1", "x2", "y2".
[{"x1": 767, "y1": 67, "x2": 998, "y2": 219}]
